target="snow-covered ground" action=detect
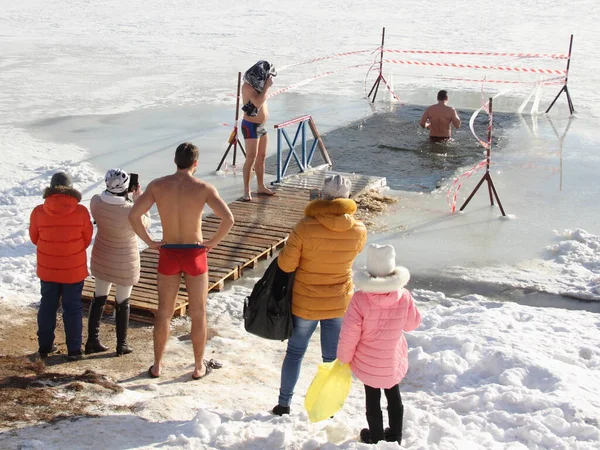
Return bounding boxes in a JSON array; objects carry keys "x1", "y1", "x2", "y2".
[
  {"x1": 1, "y1": 0, "x2": 600, "y2": 448},
  {"x1": 4, "y1": 286, "x2": 600, "y2": 449}
]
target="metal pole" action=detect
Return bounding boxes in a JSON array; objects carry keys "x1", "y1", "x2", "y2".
[
  {"x1": 379, "y1": 27, "x2": 385, "y2": 77},
  {"x1": 301, "y1": 121, "x2": 307, "y2": 169},
  {"x1": 460, "y1": 96, "x2": 506, "y2": 215},
  {"x1": 276, "y1": 129, "x2": 282, "y2": 183},
  {"x1": 486, "y1": 97, "x2": 494, "y2": 205},
  {"x1": 545, "y1": 35, "x2": 574, "y2": 114},
  {"x1": 564, "y1": 34, "x2": 573, "y2": 84},
  {"x1": 564, "y1": 35, "x2": 575, "y2": 114},
  {"x1": 233, "y1": 72, "x2": 242, "y2": 165},
  {"x1": 486, "y1": 97, "x2": 493, "y2": 173}
]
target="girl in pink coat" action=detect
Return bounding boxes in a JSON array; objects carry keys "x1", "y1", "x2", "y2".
[{"x1": 337, "y1": 243, "x2": 421, "y2": 445}]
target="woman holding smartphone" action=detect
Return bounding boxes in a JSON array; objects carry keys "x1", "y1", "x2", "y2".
[{"x1": 86, "y1": 169, "x2": 151, "y2": 356}]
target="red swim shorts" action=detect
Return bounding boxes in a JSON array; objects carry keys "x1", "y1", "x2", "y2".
[{"x1": 157, "y1": 245, "x2": 208, "y2": 276}]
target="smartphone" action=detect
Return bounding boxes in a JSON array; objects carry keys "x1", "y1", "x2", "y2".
[
  {"x1": 309, "y1": 188, "x2": 321, "y2": 200},
  {"x1": 128, "y1": 173, "x2": 139, "y2": 192}
]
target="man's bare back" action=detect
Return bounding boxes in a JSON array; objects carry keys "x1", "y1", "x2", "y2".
[
  {"x1": 129, "y1": 172, "x2": 233, "y2": 249},
  {"x1": 151, "y1": 173, "x2": 209, "y2": 245},
  {"x1": 420, "y1": 90, "x2": 461, "y2": 139}
]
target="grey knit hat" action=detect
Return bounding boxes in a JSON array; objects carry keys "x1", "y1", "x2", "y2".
[
  {"x1": 50, "y1": 172, "x2": 73, "y2": 189},
  {"x1": 321, "y1": 175, "x2": 351, "y2": 200}
]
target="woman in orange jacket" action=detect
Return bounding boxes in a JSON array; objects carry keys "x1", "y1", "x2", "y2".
[
  {"x1": 272, "y1": 175, "x2": 367, "y2": 416},
  {"x1": 29, "y1": 172, "x2": 93, "y2": 361}
]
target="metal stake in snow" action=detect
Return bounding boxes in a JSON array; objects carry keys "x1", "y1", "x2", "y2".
[{"x1": 459, "y1": 97, "x2": 507, "y2": 216}]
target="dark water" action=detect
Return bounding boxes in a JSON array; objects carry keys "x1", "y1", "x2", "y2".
[{"x1": 265, "y1": 105, "x2": 517, "y2": 192}]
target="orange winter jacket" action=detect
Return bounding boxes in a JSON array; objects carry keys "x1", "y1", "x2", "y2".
[
  {"x1": 277, "y1": 198, "x2": 367, "y2": 320},
  {"x1": 29, "y1": 186, "x2": 93, "y2": 284}
]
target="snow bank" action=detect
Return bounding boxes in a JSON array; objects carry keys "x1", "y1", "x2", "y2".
[{"x1": 449, "y1": 229, "x2": 600, "y2": 301}]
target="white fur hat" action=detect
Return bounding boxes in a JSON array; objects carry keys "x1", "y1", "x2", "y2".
[
  {"x1": 322, "y1": 174, "x2": 351, "y2": 200},
  {"x1": 105, "y1": 168, "x2": 130, "y2": 194},
  {"x1": 354, "y1": 244, "x2": 411, "y2": 293}
]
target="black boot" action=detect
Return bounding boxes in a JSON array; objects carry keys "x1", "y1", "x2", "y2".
[
  {"x1": 387, "y1": 403, "x2": 404, "y2": 444},
  {"x1": 115, "y1": 299, "x2": 133, "y2": 356},
  {"x1": 364, "y1": 412, "x2": 385, "y2": 444},
  {"x1": 85, "y1": 296, "x2": 109, "y2": 354}
]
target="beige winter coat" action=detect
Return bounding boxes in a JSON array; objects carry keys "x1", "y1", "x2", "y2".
[{"x1": 90, "y1": 193, "x2": 150, "y2": 286}]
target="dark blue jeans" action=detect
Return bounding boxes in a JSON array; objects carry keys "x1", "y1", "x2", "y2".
[
  {"x1": 278, "y1": 315, "x2": 343, "y2": 407},
  {"x1": 37, "y1": 280, "x2": 84, "y2": 353}
]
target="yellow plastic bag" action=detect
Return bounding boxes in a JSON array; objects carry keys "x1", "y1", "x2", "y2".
[{"x1": 304, "y1": 359, "x2": 352, "y2": 423}]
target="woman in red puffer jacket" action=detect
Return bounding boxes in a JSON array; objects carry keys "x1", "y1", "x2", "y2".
[{"x1": 29, "y1": 172, "x2": 93, "y2": 361}]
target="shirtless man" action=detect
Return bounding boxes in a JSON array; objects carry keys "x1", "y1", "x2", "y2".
[
  {"x1": 419, "y1": 90, "x2": 461, "y2": 142},
  {"x1": 129, "y1": 142, "x2": 234, "y2": 380},
  {"x1": 241, "y1": 61, "x2": 275, "y2": 201}
]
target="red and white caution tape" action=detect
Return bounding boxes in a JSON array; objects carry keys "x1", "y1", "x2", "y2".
[
  {"x1": 278, "y1": 49, "x2": 376, "y2": 71},
  {"x1": 385, "y1": 49, "x2": 568, "y2": 59},
  {"x1": 436, "y1": 76, "x2": 565, "y2": 85},
  {"x1": 379, "y1": 75, "x2": 404, "y2": 105},
  {"x1": 268, "y1": 64, "x2": 372, "y2": 98},
  {"x1": 447, "y1": 159, "x2": 489, "y2": 213},
  {"x1": 383, "y1": 59, "x2": 566, "y2": 75}
]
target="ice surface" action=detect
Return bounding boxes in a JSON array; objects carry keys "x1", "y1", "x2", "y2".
[{"x1": 2, "y1": 0, "x2": 600, "y2": 448}]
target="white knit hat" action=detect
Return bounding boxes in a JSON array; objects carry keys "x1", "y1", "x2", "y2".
[
  {"x1": 354, "y1": 243, "x2": 411, "y2": 293},
  {"x1": 104, "y1": 169, "x2": 130, "y2": 194},
  {"x1": 321, "y1": 174, "x2": 351, "y2": 200},
  {"x1": 366, "y1": 243, "x2": 396, "y2": 277}
]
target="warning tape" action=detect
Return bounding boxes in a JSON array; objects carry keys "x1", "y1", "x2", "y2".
[
  {"x1": 469, "y1": 105, "x2": 492, "y2": 149},
  {"x1": 268, "y1": 64, "x2": 372, "y2": 98},
  {"x1": 437, "y1": 76, "x2": 565, "y2": 85},
  {"x1": 383, "y1": 59, "x2": 566, "y2": 75},
  {"x1": 447, "y1": 159, "x2": 488, "y2": 213},
  {"x1": 278, "y1": 49, "x2": 376, "y2": 71},
  {"x1": 385, "y1": 49, "x2": 568, "y2": 59},
  {"x1": 379, "y1": 75, "x2": 404, "y2": 105}
]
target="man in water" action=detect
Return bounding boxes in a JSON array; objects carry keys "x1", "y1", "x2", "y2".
[
  {"x1": 129, "y1": 142, "x2": 234, "y2": 380},
  {"x1": 241, "y1": 60, "x2": 276, "y2": 201},
  {"x1": 419, "y1": 90, "x2": 461, "y2": 142}
]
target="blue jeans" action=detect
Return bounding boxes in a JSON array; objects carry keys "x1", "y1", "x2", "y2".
[
  {"x1": 37, "y1": 280, "x2": 84, "y2": 353},
  {"x1": 278, "y1": 315, "x2": 343, "y2": 407}
]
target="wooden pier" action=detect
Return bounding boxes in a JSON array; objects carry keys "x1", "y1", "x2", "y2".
[{"x1": 82, "y1": 171, "x2": 386, "y2": 322}]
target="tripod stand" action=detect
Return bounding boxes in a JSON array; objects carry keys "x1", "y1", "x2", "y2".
[
  {"x1": 216, "y1": 72, "x2": 246, "y2": 172},
  {"x1": 460, "y1": 97, "x2": 506, "y2": 216},
  {"x1": 367, "y1": 27, "x2": 386, "y2": 103},
  {"x1": 545, "y1": 34, "x2": 575, "y2": 115}
]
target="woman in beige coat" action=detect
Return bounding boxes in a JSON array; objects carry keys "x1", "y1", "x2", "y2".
[{"x1": 87, "y1": 169, "x2": 150, "y2": 356}]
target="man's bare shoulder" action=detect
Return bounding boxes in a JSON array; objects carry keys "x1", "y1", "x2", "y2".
[
  {"x1": 149, "y1": 175, "x2": 174, "y2": 187},
  {"x1": 183, "y1": 177, "x2": 217, "y2": 195}
]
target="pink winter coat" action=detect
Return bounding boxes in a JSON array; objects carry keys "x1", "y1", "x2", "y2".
[{"x1": 337, "y1": 266, "x2": 421, "y2": 389}]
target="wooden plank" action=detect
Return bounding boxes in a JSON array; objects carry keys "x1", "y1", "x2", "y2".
[
  {"x1": 226, "y1": 208, "x2": 303, "y2": 224},
  {"x1": 212, "y1": 240, "x2": 272, "y2": 253},
  {"x1": 228, "y1": 200, "x2": 307, "y2": 214},
  {"x1": 202, "y1": 221, "x2": 290, "y2": 239},
  {"x1": 204, "y1": 217, "x2": 294, "y2": 233}
]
